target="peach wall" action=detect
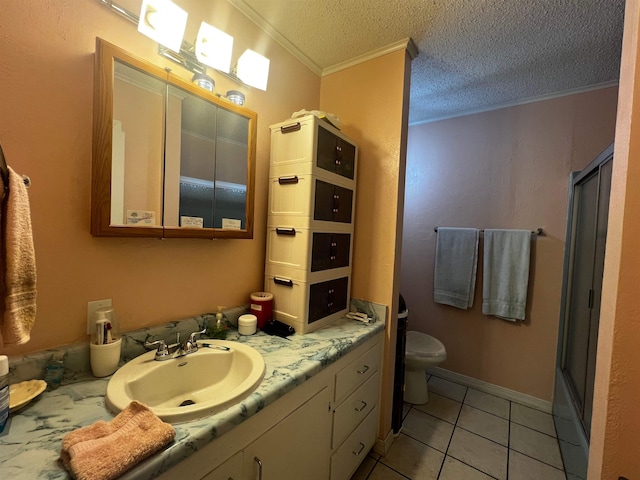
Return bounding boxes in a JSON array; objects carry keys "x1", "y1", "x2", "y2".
[
  {"x1": 0, "y1": 0, "x2": 320, "y2": 355},
  {"x1": 401, "y1": 87, "x2": 618, "y2": 402},
  {"x1": 320, "y1": 49, "x2": 412, "y2": 441},
  {"x1": 589, "y1": 1, "x2": 640, "y2": 478}
]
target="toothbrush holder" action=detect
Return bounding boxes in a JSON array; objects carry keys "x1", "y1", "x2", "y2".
[{"x1": 90, "y1": 338, "x2": 122, "y2": 377}]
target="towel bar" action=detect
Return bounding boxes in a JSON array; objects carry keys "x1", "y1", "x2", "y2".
[{"x1": 434, "y1": 227, "x2": 544, "y2": 236}]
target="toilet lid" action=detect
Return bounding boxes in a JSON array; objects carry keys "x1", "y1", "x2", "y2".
[{"x1": 405, "y1": 331, "x2": 446, "y2": 358}]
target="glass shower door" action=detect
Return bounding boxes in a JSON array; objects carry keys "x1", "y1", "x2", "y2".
[{"x1": 554, "y1": 145, "x2": 613, "y2": 480}]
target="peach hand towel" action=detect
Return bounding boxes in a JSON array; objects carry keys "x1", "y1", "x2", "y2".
[
  {"x1": 0, "y1": 166, "x2": 36, "y2": 346},
  {"x1": 60, "y1": 401, "x2": 175, "y2": 480}
]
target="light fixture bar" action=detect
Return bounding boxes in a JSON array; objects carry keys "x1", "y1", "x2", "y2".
[
  {"x1": 158, "y1": 44, "x2": 206, "y2": 76},
  {"x1": 96, "y1": 0, "x2": 139, "y2": 25}
]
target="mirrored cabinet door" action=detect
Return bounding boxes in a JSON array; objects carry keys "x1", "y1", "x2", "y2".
[
  {"x1": 92, "y1": 38, "x2": 256, "y2": 239},
  {"x1": 214, "y1": 108, "x2": 249, "y2": 230},
  {"x1": 112, "y1": 60, "x2": 165, "y2": 230}
]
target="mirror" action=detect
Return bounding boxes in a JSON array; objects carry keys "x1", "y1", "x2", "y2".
[{"x1": 92, "y1": 38, "x2": 256, "y2": 239}]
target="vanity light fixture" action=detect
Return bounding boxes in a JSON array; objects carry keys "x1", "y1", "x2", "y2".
[
  {"x1": 195, "y1": 22, "x2": 234, "y2": 74},
  {"x1": 236, "y1": 49, "x2": 270, "y2": 91},
  {"x1": 97, "y1": 0, "x2": 271, "y2": 92},
  {"x1": 137, "y1": 0, "x2": 188, "y2": 53}
]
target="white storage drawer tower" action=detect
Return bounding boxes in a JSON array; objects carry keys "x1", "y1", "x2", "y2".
[{"x1": 266, "y1": 115, "x2": 358, "y2": 334}]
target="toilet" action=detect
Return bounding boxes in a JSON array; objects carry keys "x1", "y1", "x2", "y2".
[{"x1": 404, "y1": 331, "x2": 447, "y2": 404}]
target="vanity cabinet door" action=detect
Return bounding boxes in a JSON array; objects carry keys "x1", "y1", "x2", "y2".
[{"x1": 242, "y1": 387, "x2": 331, "y2": 480}]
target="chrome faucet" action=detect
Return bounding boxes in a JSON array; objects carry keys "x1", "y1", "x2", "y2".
[{"x1": 144, "y1": 328, "x2": 207, "y2": 361}]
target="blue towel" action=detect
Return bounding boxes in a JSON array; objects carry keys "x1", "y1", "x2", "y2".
[
  {"x1": 433, "y1": 228, "x2": 479, "y2": 309},
  {"x1": 482, "y1": 229, "x2": 531, "y2": 321}
]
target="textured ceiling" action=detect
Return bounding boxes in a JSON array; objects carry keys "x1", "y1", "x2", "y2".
[{"x1": 229, "y1": 0, "x2": 625, "y2": 124}]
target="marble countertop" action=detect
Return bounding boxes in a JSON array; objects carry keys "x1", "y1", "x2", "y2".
[{"x1": 0, "y1": 316, "x2": 385, "y2": 479}]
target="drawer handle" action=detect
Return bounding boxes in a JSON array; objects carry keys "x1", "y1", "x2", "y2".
[
  {"x1": 254, "y1": 456, "x2": 263, "y2": 480},
  {"x1": 276, "y1": 227, "x2": 296, "y2": 236},
  {"x1": 280, "y1": 122, "x2": 301, "y2": 134},
  {"x1": 355, "y1": 401, "x2": 368, "y2": 412},
  {"x1": 352, "y1": 442, "x2": 366, "y2": 456},
  {"x1": 274, "y1": 277, "x2": 294, "y2": 287},
  {"x1": 278, "y1": 175, "x2": 299, "y2": 185},
  {"x1": 357, "y1": 365, "x2": 370, "y2": 375}
]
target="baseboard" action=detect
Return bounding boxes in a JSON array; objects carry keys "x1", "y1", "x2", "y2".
[
  {"x1": 374, "y1": 428, "x2": 395, "y2": 456},
  {"x1": 427, "y1": 366, "x2": 552, "y2": 413}
]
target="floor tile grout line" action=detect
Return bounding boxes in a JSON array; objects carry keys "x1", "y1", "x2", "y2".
[
  {"x1": 461, "y1": 402, "x2": 511, "y2": 422},
  {"x1": 510, "y1": 418, "x2": 559, "y2": 439},
  {"x1": 408, "y1": 403, "x2": 458, "y2": 428},
  {"x1": 435, "y1": 384, "x2": 468, "y2": 479},
  {"x1": 508, "y1": 446, "x2": 566, "y2": 472},
  {"x1": 377, "y1": 462, "x2": 412, "y2": 479},
  {"x1": 455, "y1": 424, "x2": 509, "y2": 448},
  {"x1": 433, "y1": 374, "x2": 568, "y2": 476},
  {"x1": 398, "y1": 375, "x2": 568, "y2": 479},
  {"x1": 363, "y1": 456, "x2": 380, "y2": 480},
  {"x1": 444, "y1": 454, "x2": 502, "y2": 480}
]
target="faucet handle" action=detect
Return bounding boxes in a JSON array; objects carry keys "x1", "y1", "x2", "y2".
[
  {"x1": 185, "y1": 327, "x2": 207, "y2": 352},
  {"x1": 144, "y1": 339, "x2": 170, "y2": 359}
]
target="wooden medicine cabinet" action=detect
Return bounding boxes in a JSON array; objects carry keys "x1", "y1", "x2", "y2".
[{"x1": 91, "y1": 38, "x2": 256, "y2": 239}]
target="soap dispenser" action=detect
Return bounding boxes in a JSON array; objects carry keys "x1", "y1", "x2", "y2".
[{"x1": 207, "y1": 307, "x2": 228, "y2": 339}]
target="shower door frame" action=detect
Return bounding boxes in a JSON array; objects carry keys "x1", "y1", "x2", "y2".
[{"x1": 553, "y1": 143, "x2": 613, "y2": 480}]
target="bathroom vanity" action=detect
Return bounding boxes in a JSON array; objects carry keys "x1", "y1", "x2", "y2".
[
  {"x1": 158, "y1": 331, "x2": 382, "y2": 480},
  {"x1": 0, "y1": 314, "x2": 384, "y2": 480}
]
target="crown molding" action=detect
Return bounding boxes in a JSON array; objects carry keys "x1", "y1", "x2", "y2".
[
  {"x1": 227, "y1": 0, "x2": 323, "y2": 75},
  {"x1": 410, "y1": 80, "x2": 620, "y2": 126},
  {"x1": 228, "y1": 1, "x2": 418, "y2": 78},
  {"x1": 322, "y1": 38, "x2": 417, "y2": 76}
]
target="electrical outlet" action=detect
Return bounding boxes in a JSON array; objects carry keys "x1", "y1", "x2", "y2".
[{"x1": 87, "y1": 299, "x2": 112, "y2": 335}]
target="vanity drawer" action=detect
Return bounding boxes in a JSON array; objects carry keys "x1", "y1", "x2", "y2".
[
  {"x1": 332, "y1": 372, "x2": 379, "y2": 448},
  {"x1": 330, "y1": 407, "x2": 378, "y2": 480},
  {"x1": 335, "y1": 342, "x2": 381, "y2": 404}
]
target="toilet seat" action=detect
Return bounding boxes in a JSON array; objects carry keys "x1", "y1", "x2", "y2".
[{"x1": 406, "y1": 331, "x2": 446, "y2": 358}]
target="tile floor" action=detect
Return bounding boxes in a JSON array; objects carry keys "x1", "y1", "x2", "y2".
[{"x1": 351, "y1": 374, "x2": 566, "y2": 480}]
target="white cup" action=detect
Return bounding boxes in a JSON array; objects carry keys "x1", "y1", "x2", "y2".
[{"x1": 90, "y1": 338, "x2": 122, "y2": 377}]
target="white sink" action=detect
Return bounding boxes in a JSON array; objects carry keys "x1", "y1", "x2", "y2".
[{"x1": 106, "y1": 340, "x2": 265, "y2": 423}]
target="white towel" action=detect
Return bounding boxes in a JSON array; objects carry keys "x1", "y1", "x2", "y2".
[
  {"x1": 482, "y1": 229, "x2": 531, "y2": 321},
  {"x1": 0, "y1": 166, "x2": 37, "y2": 346},
  {"x1": 434, "y1": 227, "x2": 479, "y2": 309}
]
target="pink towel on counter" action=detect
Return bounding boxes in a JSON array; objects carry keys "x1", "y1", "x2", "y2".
[
  {"x1": 60, "y1": 401, "x2": 175, "y2": 480},
  {"x1": 0, "y1": 166, "x2": 37, "y2": 346}
]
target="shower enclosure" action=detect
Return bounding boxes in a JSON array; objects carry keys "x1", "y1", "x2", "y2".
[{"x1": 553, "y1": 144, "x2": 613, "y2": 480}]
